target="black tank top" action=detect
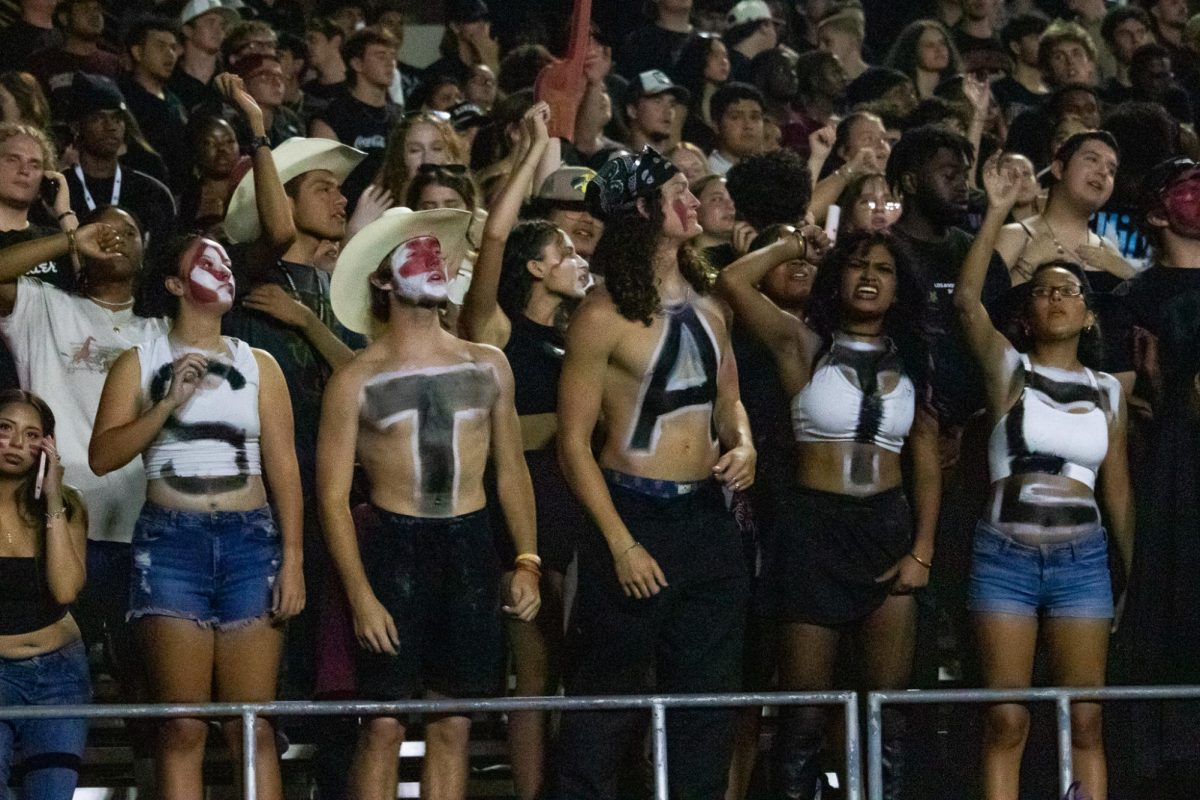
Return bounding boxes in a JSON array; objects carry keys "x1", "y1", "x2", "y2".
[
  {"x1": 0, "y1": 557, "x2": 67, "y2": 636},
  {"x1": 504, "y1": 315, "x2": 564, "y2": 416}
]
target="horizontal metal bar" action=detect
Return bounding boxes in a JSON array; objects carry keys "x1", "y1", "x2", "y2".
[
  {"x1": 871, "y1": 685, "x2": 1200, "y2": 705},
  {"x1": 0, "y1": 691, "x2": 857, "y2": 721}
]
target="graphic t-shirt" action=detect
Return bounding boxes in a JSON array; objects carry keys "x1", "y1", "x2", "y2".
[{"x1": 0, "y1": 278, "x2": 168, "y2": 543}]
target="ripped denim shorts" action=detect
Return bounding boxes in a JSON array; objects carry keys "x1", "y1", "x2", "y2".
[{"x1": 128, "y1": 503, "x2": 281, "y2": 630}]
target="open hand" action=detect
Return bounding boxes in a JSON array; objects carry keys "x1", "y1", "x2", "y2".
[
  {"x1": 215, "y1": 73, "x2": 265, "y2": 132},
  {"x1": 982, "y1": 152, "x2": 1021, "y2": 211}
]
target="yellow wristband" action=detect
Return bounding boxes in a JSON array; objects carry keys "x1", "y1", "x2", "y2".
[{"x1": 514, "y1": 553, "x2": 542, "y2": 568}]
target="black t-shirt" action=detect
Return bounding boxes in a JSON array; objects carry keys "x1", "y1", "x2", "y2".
[
  {"x1": 301, "y1": 79, "x2": 347, "y2": 124},
  {"x1": 119, "y1": 77, "x2": 190, "y2": 192},
  {"x1": 895, "y1": 226, "x2": 1011, "y2": 427},
  {"x1": 167, "y1": 66, "x2": 220, "y2": 116},
  {"x1": 0, "y1": 20, "x2": 61, "y2": 72},
  {"x1": 1080, "y1": 269, "x2": 1133, "y2": 375},
  {"x1": 313, "y1": 93, "x2": 401, "y2": 211},
  {"x1": 1121, "y1": 265, "x2": 1200, "y2": 370},
  {"x1": 616, "y1": 25, "x2": 693, "y2": 80},
  {"x1": 991, "y1": 76, "x2": 1045, "y2": 123},
  {"x1": 65, "y1": 166, "x2": 176, "y2": 263}
]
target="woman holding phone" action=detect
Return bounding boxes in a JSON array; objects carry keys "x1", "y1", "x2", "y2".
[{"x1": 0, "y1": 389, "x2": 89, "y2": 799}]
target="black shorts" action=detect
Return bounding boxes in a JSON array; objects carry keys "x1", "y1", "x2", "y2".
[
  {"x1": 491, "y1": 447, "x2": 588, "y2": 574},
  {"x1": 357, "y1": 506, "x2": 504, "y2": 700},
  {"x1": 759, "y1": 487, "x2": 913, "y2": 626}
]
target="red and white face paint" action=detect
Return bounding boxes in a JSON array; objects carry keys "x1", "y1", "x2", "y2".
[
  {"x1": 185, "y1": 239, "x2": 235, "y2": 308},
  {"x1": 389, "y1": 235, "x2": 449, "y2": 303},
  {"x1": 1162, "y1": 168, "x2": 1200, "y2": 240}
]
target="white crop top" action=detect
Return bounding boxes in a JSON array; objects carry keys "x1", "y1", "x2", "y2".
[
  {"x1": 136, "y1": 335, "x2": 262, "y2": 482},
  {"x1": 791, "y1": 335, "x2": 916, "y2": 455},
  {"x1": 987, "y1": 354, "x2": 1110, "y2": 490}
]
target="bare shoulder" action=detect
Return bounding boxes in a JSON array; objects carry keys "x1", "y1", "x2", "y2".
[
  {"x1": 250, "y1": 347, "x2": 283, "y2": 374},
  {"x1": 325, "y1": 347, "x2": 383, "y2": 397},
  {"x1": 696, "y1": 291, "x2": 733, "y2": 329},
  {"x1": 567, "y1": 287, "x2": 630, "y2": 343},
  {"x1": 463, "y1": 340, "x2": 512, "y2": 377}
]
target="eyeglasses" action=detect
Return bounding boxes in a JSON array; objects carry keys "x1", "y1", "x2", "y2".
[
  {"x1": 416, "y1": 163, "x2": 468, "y2": 176},
  {"x1": 865, "y1": 200, "x2": 902, "y2": 212},
  {"x1": 403, "y1": 110, "x2": 452, "y2": 123},
  {"x1": 1030, "y1": 284, "x2": 1084, "y2": 299}
]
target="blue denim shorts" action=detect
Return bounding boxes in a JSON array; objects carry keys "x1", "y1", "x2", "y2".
[
  {"x1": 128, "y1": 503, "x2": 281, "y2": 630},
  {"x1": 967, "y1": 521, "x2": 1113, "y2": 619}
]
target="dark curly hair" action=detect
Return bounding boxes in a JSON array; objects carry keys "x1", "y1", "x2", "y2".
[
  {"x1": 725, "y1": 149, "x2": 812, "y2": 230},
  {"x1": 805, "y1": 230, "x2": 933, "y2": 398},
  {"x1": 884, "y1": 20, "x2": 961, "y2": 90},
  {"x1": 1002, "y1": 260, "x2": 1104, "y2": 369},
  {"x1": 498, "y1": 220, "x2": 561, "y2": 321},
  {"x1": 592, "y1": 189, "x2": 716, "y2": 325}
]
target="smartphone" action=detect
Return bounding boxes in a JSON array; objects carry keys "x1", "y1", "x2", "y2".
[
  {"x1": 824, "y1": 204, "x2": 841, "y2": 245},
  {"x1": 34, "y1": 451, "x2": 46, "y2": 500},
  {"x1": 39, "y1": 176, "x2": 59, "y2": 207}
]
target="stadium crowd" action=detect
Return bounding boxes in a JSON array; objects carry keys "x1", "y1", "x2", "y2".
[{"x1": 0, "y1": 0, "x2": 1199, "y2": 798}]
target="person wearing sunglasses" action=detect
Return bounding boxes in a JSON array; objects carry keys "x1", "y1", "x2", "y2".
[{"x1": 957, "y1": 154, "x2": 1133, "y2": 800}]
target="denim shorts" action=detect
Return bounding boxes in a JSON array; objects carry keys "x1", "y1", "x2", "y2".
[
  {"x1": 128, "y1": 503, "x2": 281, "y2": 630},
  {"x1": 0, "y1": 638, "x2": 91, "y2": 794},
  {"x1": 967, "y1": 521, "x2": 1113, "y2": 618}
]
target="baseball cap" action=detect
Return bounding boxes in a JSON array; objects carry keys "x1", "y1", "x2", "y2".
[
  {"x1": 625, "y1": 69, "x2": 691, "y2": 107},
  {"x1": 449, "y1": 102, "x2": 488, "y2": 132},
  {"x1": 180, "y1": 0, "x2": 240, "y2": 27},
  {"x1": 447, "y1": 0, "x2": 489, "y2": 24},
  {"x1": 68, "y1": 72, "x2": 127, "y2": 122},
  {"x1": 727, "y1": 0, "x2": 781, "y2": 27},
  {"x1": 585, "y1": 146, "x2": 680, "y2": 221},
  {"x1": 537, "y1": 167, "x2": 597, "y2": 206},
  {"x1": 1139, "y1": 157, "x2": 1199, "y2": 212}
]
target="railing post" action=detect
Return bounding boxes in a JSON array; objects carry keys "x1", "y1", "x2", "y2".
[
  {"x1": 867, "y1": 693, "x2": 883, "y2": 800},
  {"x1": 843, "y1": 693, "x2": 863, "y2": 800},
  {"x1": 651, "y1": 701, "x2": 669, "y2": 800},
  {"x1": 1056, "y1": 694, "x2": 1074, "y2": 796},
  {"x1": 243, "y1": 708, "x2": 258, "y2": 800}
]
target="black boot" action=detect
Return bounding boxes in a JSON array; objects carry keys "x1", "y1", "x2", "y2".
[
  {"x1": 881, "y1": 709, "x2": 907, "y2": 800},
  {"x1": 774, "y1": 706, "x2": 827, "y2": 800}
]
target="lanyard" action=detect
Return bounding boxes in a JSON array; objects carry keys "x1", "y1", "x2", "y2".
[{"x1": 74, "y1": 164, "x2": 122, "y2": 211}]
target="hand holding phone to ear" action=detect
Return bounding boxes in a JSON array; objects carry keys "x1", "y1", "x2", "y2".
[
  {"x1": 35, "y1": 436, "x2": 64, "y2": 505},
  {"x1": 41, "y1": 171, "x2": 73, "y2": 225}
]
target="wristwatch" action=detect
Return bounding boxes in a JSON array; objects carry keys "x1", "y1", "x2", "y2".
[{"x1": 249, "y1": 135, "x2": 272, "y2": 151}]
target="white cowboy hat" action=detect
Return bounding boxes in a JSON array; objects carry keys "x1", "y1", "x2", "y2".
[
  {"x1": 223, "y1": 137, "x2": 366, "y2": 244},
  {"x1": 180, "y1": 0, "x2": 240, "y2": 28},
  {"x1": 331, "y1": 207, "x2": 475, "y2": 335}
]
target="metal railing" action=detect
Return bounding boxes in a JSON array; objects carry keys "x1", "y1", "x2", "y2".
[
  {"x1": 0, "y1": 691, "x2": 862, "y2": 800},
  {"x1": 865, "y1": 685, "x2": 1200, "y2": 800}
]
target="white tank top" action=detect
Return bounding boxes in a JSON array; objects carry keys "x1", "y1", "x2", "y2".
[
  {"x1": 136, "y1": 334, "x2": 262, "y2": 482},
  {"x1": 987, "y1": 354, "x2": 1110, "y2": 490},
  {"x1": 791, "y1": 335, "x2": 916, "y2": 455}
]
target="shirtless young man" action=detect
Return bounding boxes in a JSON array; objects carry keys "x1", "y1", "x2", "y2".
[
  {"x1": 555, "y1": 147, "x2": 757, "y2": 800},
  {"x1": 318, "y1": 208, "x2": 540, "y2": 800}
]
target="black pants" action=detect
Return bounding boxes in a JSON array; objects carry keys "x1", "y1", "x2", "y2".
[{"x1": 557, "y1": 482, "x2": 748, "y2": 800}]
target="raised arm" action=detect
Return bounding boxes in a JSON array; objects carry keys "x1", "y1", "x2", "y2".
[
  {"x1": 0, "y1": 223, "x2": 120, "y2": 313},
  {"x1": 316, "y1": 364, "x2": 397, "y2": 655},
  {"x1": 809, "y1": 148, "x2": 877, "y2": 224},
  {"x1": 461, "y1": 102, "x2": 551, "y2": 347},
  {"x1": 954, "y1": 154, "x2": 1019, "y2": 390},
  {"x1": 216, "y1": 74, "x2": 296, "y2": 255},
  {"x1": 557, "y1": 296, "x2": 666, "y2": 598},
  {"x1": 485, "y1": 348, "x2": 540, "y2": 622},
  {"x1": 89, "y1": 347, "x2": 208, "y2": 476},
  {"x1": 963, "y1": 76, "x2": 989, "y2": 190},
  {"x1": 715, "y1": 227, "x2": 812, "y2": 355},
  {"x1": 255, "y1": 350, "x2": 305, "y2": 621}
]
